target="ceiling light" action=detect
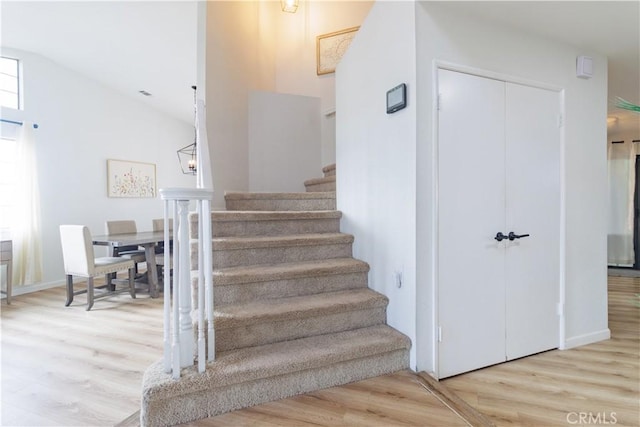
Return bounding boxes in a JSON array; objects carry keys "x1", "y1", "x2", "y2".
[{"x1": 281, "y1": 0, "x2": 298, "y2": 13}]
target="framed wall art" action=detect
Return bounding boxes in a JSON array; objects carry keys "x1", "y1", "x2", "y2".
[
  {"x1": 107, "y1": 159, "x2": 157, "y2": 198},
  {"x1": 316, "y1": 26, "x2": 359, "y2": 75}
]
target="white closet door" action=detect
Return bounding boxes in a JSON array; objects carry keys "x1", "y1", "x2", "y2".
[
  {"x1": 437, "y1": 69, "x2": 561, "y2": 379},
  {"x1": 504, "y1": 82, "x2": 560, "y2": 360},
  {"x1": 437, "y1": 69, "x2": 507, "y2": 378}
]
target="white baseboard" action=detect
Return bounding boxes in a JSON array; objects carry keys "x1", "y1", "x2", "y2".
[
  {"x1": 562, "y1": 329, "x2": 611, "y2": 349},
  {"x1": 1, "y1": 279, "x2": 65, "y2": 299}
]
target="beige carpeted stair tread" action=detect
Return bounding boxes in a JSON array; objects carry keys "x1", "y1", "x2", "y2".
[
  {"x1": 322, "y1": 163, "x2": 336, "y2": 174},
  {"x1": 215, "y1": 288, "x2": 387, "y2": 329},
  {"x1": 225, "y1": 191, "x2": 336, "y2": 200},
  {"x1": 213, "y1": 232, "x2": 353, "y2": 250},
  {"x1": 225, "y1": 191, "x2": 336, "y2": 211},
  {"x1": 142, "y1": 164, "x2": 412, "y2": 426},
  {"x1": 304, "y1": 175, "x2": 336, "y2": 187},
  {"x1": 210, "y1": 210, "x2": 342, "y2": 221},
  {"x1": 214, "y1": 258, "x2": 369, "y2": 286},
  {"x1": 142, "y1": 324, "x2": 410, "y2": 397}
]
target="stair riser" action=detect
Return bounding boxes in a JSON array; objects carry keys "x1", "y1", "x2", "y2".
[
  {"x1": 203, "y1": 243, "x2": 353, "y2": 269},
  {"x1": 211, "y1": 272, "x2": 368, "y2": 305},
  {"x1": 305, "y1": 182, "x2": 336, "y2": 192},
  {"x1": 141, "y1": 349, "x2": 409, "y2": 427},
  {"x1": 211, "y1": 218, "x2": 340, "y2": 237},
  {"x1": 216, "y1": 307, "x2": 387, "y2": 352},
  {"x1": 225, "y1": 198, "x2": 336, "y2": 211}
]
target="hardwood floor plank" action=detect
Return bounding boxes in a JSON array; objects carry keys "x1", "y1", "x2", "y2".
[
  {"x1": 194, "y1": 371, "x2": 470, "y2": 427},
  {"x1": 1, "y1": 284, "x2": 164, "y2": 426},
  {"x1": 416, "y1": 372, "x2": 495, "y2": 427},
  {"x1": 443, "y1": 275, "x2": 640, "y2": 427},
  {"x1": 2, "y1": 275, "x2": 637, "y2": 426}
]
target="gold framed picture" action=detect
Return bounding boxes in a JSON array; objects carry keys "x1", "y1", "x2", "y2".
[{"x1": 316, "y1": 26, "x2": 359, "y2": 76}]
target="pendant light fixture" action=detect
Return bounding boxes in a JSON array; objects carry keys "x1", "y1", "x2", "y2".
[{"x1": 177, "y1": 85, "x2": 198, "y2": 175}]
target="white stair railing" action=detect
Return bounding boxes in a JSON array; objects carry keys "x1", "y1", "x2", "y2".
[{"x1": 160, "y1": 188, "x2": 214, "y2": 379}]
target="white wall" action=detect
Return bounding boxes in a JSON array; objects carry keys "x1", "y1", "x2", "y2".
[
  {"x1": 205, "y1": 1, "x2": 277, "y2": 208},
  {"x1": 338, "y1": 1, "x2": 609, "y2": 374},
  {"x1": 0, "y1": 48, "x2": 195, "y2": 291},
  {"x1": 273, "y1": 0, "x2": 372, "y2": 166},
  {"x1": 336, "y1": 1, "x2": 418, "y2": 368},
  {"x1": 249, "y1": 91, "x2": 321, "y2": 192},
  {"x1": 204, "y1": 1, "x2": 372, "y2": 204}
]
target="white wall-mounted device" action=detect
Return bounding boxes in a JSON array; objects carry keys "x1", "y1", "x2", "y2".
[{"x1": 576, "y1": 56, "x2": 593, "y2": 79}]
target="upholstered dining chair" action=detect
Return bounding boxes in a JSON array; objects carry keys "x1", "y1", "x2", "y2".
[
  {"x1": 152, "y1": 218, "x2": 173, "y2": 281},
  {"x1": 59, "y1": 225, "x2": 136, "y2": 311},
  {"x1": 105, "y1": 220, "x2": 146, "y2": 274}
]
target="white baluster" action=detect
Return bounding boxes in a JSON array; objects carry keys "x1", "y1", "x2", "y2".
[
  {"x1": 197, "y1": 200, "x2": 205, "y2": 373},
  {"x1": 172, "y1": 201, "x2": 181, "y2": 378},
  {"x1": 172, "y1": 206, "x2": 180, "y2": 379},
  {"x1": 160, "y1": 188, "x2": 214, "y2": 378},
  {"x1": 203, "y1": 198, "x2": 215, "y2": 361},
  {"x1": 163, "y1": 199, "x2": 171, "y2": 374},
  {"x1": 177, "y1": 200, "x2": 194, "y2": 368}
]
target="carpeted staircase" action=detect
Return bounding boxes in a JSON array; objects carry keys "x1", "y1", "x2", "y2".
[{"x1": 140, "y1": 164, "x2": 411, "y2": 427}]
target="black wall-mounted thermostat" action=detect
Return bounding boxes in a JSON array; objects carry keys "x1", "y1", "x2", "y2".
[{"x1": 386, "y1": 83, "x2": 407, "y2": 114}]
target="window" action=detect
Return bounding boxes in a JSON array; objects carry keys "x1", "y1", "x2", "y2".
[{"x1": 0, "y1": 56, "x2": 20, "y2": 109}]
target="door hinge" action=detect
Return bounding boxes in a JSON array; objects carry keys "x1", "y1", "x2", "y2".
[
  {"x1": 438, "y1": 326, "x2": 443, "y2": 342},
  {"x1": 558, "y1": 114, "x2": 564, "y2": 128},
  {"x1": 557, "y1": 302, "x2": 564, "y2": 316},
  {"x1": 437, "y1": 94, "x2": 442, "y2": 111}
]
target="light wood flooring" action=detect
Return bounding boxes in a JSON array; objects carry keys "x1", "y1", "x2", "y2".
[
  {"x1": 443, "y1": 275, "x2": 639, "y2": 426},
  {"x1": 1, "y1": 282, "x2": 164, "y2": 426},
  {"x1": 179, "y1": 370, "x2": 484, "y2": 427},
  {"x1": 1, "y1": 275, "x2": 638, "y2": 426}
]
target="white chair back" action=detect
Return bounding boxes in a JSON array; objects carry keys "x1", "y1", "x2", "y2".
[
  {"x1": 59, "y1": 225, "x2": 95, "y2": 277},
  {"x1": 152, "y1": 218, "x2": 173, "y2": 232},
  {"x1": 106, "y1": 220, "x2": 137, "y2": 235}
]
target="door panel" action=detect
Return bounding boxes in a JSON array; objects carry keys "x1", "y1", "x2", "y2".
[
  {"x1": 437, "y1": 69, "x2": 561, "y2": 378},
  {"x1": 505, "y1": 83, "x2": 560, "y2": 359},
  {"x1": 437, "y1": 69, "x2": 507, "y2": 378}
]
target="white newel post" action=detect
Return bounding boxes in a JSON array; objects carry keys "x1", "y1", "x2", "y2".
[{"x1": 160, "y1": 188, "x2": 214, "y2": 378}]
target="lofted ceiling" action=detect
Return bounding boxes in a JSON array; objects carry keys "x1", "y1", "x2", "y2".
[
  {"x1": 1, "y1": 1, "x2": 638, "y2": 133},
  {"x1": 1, "y1": 1, "x2": 198, "y2": 125}
]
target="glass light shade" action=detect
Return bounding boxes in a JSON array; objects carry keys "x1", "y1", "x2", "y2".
[
  {"x1": 281, "y1": 0, "x2": 298, "y2": 13},
  {"x1": 177, "y1": 142, "x2": 197, "y2": 175}
]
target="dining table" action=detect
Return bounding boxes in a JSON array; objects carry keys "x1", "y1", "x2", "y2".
[{"x1": 92, "y1": 230, "x2": 170, "y2": 298}]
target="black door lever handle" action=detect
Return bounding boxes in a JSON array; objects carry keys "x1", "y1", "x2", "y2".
[
  {"x1": 494, "y1": 232, "x2": 507, "y2": 242},
  {"x1": 508, "y1": 232, "x2": 530, "y2": 241}
]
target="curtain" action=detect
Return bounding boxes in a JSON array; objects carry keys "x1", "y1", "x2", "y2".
[
  {"x1": 12, "y1": 122, "x2": 43, "y2": 285},
  {"x1": 607, "y1": 141, "x2": 638, "y2": 266}
]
